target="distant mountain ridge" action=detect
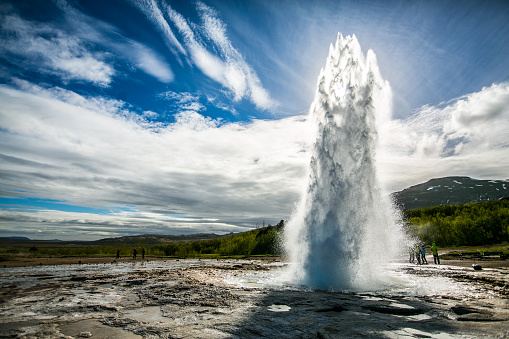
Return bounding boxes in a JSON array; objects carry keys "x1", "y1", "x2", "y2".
[
  {"x1": 92, "y1": 233, "x2": 221, "y2": 245},
  {"x1": 392, "y1": 176, "x2": 509, "y2": 210},
  {"x1": 0, "y1": 233, "x2": 221, "y2": 246}
]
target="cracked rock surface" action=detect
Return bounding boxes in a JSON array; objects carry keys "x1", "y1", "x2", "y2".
[{"x1": 1, "y1": 259, "x2": 508, "y2": 338}]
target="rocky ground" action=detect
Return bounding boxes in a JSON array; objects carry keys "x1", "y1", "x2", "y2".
[{"x1": 0, "y1": 258, "x2": 508, "y2": 338}]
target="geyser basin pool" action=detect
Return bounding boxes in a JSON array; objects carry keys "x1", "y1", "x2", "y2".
[{"x1": 284, "y1": 33, "x2": 403, "y2": 291}]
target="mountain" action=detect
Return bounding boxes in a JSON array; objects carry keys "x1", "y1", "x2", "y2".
[
  {"x1": 0, "y1": 236, "x2": 32, "y2": 241},
  {"x1": 392, "y1": 176, "x2": 509, "y2": 210}
]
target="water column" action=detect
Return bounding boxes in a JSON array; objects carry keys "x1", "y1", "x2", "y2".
[{"x1": 284, "y1": 34, "x2": 402, "y2": 290}]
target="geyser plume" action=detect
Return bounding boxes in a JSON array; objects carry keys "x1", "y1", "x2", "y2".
[{"x1": 284, "y1": 34, "x2": 402, "y2": 290}]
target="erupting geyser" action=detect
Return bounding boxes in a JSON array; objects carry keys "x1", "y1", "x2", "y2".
[{"x1": 284, "y1": 34, "x2": 403, "y2": 290}]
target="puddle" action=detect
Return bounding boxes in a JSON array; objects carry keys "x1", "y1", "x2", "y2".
[
  {"x1": 404, "y1": 313, "x2": 433, "y2": 321},
  {"x1": 0, "y1": 320, "x2": 40, "y2": 332},
  {"x1": 123, "y1": 306, "x2": 169, "y2": 323},
  {"x1": 59, "y1": 319, "x2": 141, "y2": 339},
  {"x1": 267, "y1": 304, "x2": 291, "y2": 312},
  {"x1": 382, "y1": 327, "x2": 463, "y2": 339},
  {"x1": 96, "y1": 283, "x2": 114, "y2": 289},
  {"x1": 388, "y1": 302, "x2": 416, "y2": 309}
]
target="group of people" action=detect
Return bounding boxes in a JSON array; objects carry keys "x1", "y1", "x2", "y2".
[
  {"x1": 132, "y1": 248, "x2": 145, "y2": 259},
  {"x1": 115, "y1": 248, "x2": 145, "y2": 260},
  {"x1": 409, "y1": 242, "x2": 440, "y2": 265}
]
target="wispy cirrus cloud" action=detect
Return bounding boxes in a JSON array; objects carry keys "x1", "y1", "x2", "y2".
[
  {"x1": 131, "y1": 0, "x2": 277, "y2": 111},
  {"x1": 126, "y1": 40, "x2": 174, "y2": 83},
  {"x1": 130, "y1": 0, "x2": 187, "y2": 61},
  {"x1": 0, "y1": 12, "x2": 114, "y2": 87},
  {"x1": 0, "y1": 1, "x2": 174, "y2": 86},
  {"x1": 53, "y1": 0, "x2": 175, "y2": 84},
  {"x1": 196, "y1": 2, "x2": 276, "y2": 110}
]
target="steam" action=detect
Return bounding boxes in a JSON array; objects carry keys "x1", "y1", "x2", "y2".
[{"x1": 284, "y1": 34, "x2": 403, "y2": 291}]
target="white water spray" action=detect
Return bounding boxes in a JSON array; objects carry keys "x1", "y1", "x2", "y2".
[{"x1": 284, "y1": 34, "x2": 403, "y2": 291}]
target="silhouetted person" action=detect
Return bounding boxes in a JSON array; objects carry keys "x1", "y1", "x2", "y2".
[
  {"x1": 141, "y1": 248, "x2": 145, "y2": 259},
  {"x1": 431, "y1": 242, "x2": 440, "y2": 264},
  {"x1": 415, "y1": 246, "x2": 421, "y2": 265},
  {"x1": 420, "y1": 245, "x2": 428, "y2": 264},
  {"x1": 133, "y1": 248, "x2": 137, "y2": 259},
  {"x1": 116, "y1": 249, "x2": 120, "y2": 259}
]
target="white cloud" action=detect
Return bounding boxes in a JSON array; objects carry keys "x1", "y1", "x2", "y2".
[
  {"x1": 2, "y1": 78, "x2": 509, "y2": 239},
  {"x1": 0, "y1": 82, "x2": 310, "y2": 239},
  {"x1": 206, "y1": 95, "x2": 239, "y2": 116},
  {"x1": 54, "y1": 0, "x2": 176, "y2": 84},
  {"x1": 130, "y1": 0, "x2": 187, "y2": 60},
  {"x1": 197, "y1": 2, "x2": 277, "y2": 110},
  {"x1": 2, "y1": 75, "x2": 508, "y2": 239},
  {"x1": 129, "y1": 41, "x2": 174, "y2": 83},
  {"x1": 158, "y1": 90, "x2": 205, "y2": 113},
  {"x1": 171, "y1": 111, "x2": 219, "y2": 130},
  {"x1": 0, "y1": 1, "x2": 175, "y2": 85},
  {"x1": 0, "y1": 13, "x2": 114, "y2": 87},
  {"x1": 158, "y1": 90, "x2": 199, "y2": 103},
  {"x1": 378, "y1": 82, "x2": 509, "y2": 191},
  {"x1": 127, "y1": 0, "x2": 278, "y2": 110},
  {"x1": 132, "y1": 1, "x2": 277, "y2": 111},
  {"x1": 0, "y1": 208, "x2": 247, "y2": 240}
]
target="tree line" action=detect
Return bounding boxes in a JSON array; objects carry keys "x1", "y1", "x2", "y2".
[
  {"x1": 152, "y1": 220, "x2": 285, "y2": 257},
  {"x1": 403, "y1": 199, "x2": 509, "y2": 246}
]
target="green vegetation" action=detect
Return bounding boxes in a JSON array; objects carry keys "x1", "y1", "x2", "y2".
[
  {"x1": 1, "y1": 244, "x2": 144, "y2": 258},
  {"x1": 153, "y1": 221, "x2": 284, "y2": 258},
  {"x1": 0, "y1": 221, "x2": 285, "y2": 259},
  {"x1": 403, "y1": 199, "x2": 509, "y2": 247}
]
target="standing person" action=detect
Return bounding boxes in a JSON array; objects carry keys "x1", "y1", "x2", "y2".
[
  {"x1": 415, "y1": 245, "x2": 421, "y2": 265},
  {"x1": 431, "y1": 242, "x2": 440, "y2": 264},
  {"x1": 408, "y1": 246, "x2": 415, "y2": 263},
  {"x1": 116, "y1": 249, "x2": 120, "y2": 259},
  {"x1": 141, "y1": 248, "x2": 145, "y2": 260},
  {"x1": 133, "y1": 248, "x2": 137, "y2": 259},
  {"x1": 420, "y1": 245, "x2": 428, "y2": 264}
]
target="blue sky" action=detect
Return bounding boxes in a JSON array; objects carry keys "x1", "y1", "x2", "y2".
[{"x1": 1, "y1": 0, "x2": 509, "y2": 240}]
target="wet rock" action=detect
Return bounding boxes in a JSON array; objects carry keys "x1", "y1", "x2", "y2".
[
  {"x1": 317, "y1": 327, "x2": 344, "y2": 338},
  {"x1": 451, "y1": 305, "x2": 482, "y2": 315},
  {"x1": 457, "y1": 313, "x2": 503, "y2": 322},
  {"x1": 124, "y1": 279, "x2": 146, "y2": 286},
  {"x1": 367, "y1": 304, "x2": 424, "y2": 316},
  {"x1": 78, "y1": 331, "x2": 92, "y2": 337},
  {"x1": 70, "y1": 275, "x2": 88, "y2": 281},
  {"x1": 316, "y1": 305, "x2": 345, "y2": 313}
]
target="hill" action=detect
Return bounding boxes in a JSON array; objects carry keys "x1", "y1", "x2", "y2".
[
  {"x1": 152, "y1": 221, "x2": 285, "y2": 257},
  {"x1": 392, "y1": 176, "x2": 508, "y2": 210},
  {"x1": 92, "y1": 233, "x2": 221, "y2": 246}
]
